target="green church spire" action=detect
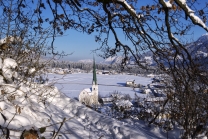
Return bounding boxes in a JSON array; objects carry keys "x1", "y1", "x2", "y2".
[{"x1": 92, "y1": 57, "x2": 97, "y2": 85}]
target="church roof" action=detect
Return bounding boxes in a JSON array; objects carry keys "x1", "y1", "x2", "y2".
[
  {"x1": 80, "y1": 88, "x2": 93, "y2": 95},
  {"x1": 84, "y1": 88, "x2": 92, "y2": 93}
]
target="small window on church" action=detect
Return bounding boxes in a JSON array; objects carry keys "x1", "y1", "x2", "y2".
[{"x1": 94, "y1": 88, "x2": 95, "y2": 90}]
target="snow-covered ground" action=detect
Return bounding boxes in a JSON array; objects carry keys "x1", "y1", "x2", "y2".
[
  {"x1": 0, "y1": 66, "x2": 167, "y2": 139},
  {"x1": 1, "y1": 82, "x2": 159, "y2": 139},
  {"x1": 46, "y1": 73, "x2": 152, "y2": 99},
  {"x1": 45, "y1": 73, "x2": 180, "y2": 139},
  {"x1": 0, "y1": 57, "x2": 174, "y2": 139}
]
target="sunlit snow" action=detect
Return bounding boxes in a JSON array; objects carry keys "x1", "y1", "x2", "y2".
[{"x1": 47, "y1": 73, "x2": 152, "y2": 99}]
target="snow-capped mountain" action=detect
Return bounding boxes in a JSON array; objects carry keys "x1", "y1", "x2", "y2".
[
  {"x1": 196, "y1": 33, "x2": 208, "y2": 43},
  {"x1": 100, "y1": 54, "x2": 155, "y2": 66},
  {"x1": 102, "y1": 56, "x2": 123, "y2": 65},
  {"x1": 101, "y1": 55, "x2": 154, "y2": 65},
  {"x1": 189, "y1": 34, "x2": 208, "y2": 56},
  {"x1": 77, "y1": 59, "x2": 93, "y2": 63},
  {"x1": 101, "y1": 34, "x2": 208, "y2": 67}
]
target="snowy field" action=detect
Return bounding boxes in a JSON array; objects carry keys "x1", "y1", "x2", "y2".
[{"x1": 47, "y1": 73, "x2": 152, "y2": 99}]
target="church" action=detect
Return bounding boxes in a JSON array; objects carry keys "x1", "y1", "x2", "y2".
[{"x1": 79, "y1": 58, "x2": 98, "y2": 106}]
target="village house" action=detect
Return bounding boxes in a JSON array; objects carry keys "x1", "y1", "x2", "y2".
[
  {"x1": 115, "y1": 100, "x2": 133, "y2": 111},
  {"x1": 102, "y1": 70, "x2": 110, "y2": 75},
  {"x1": 126, "y1": 79, "x2": 142, "y2": 88},
  {"x1": 126, "y1": 79, "x2": 135, "y2": 87},
  {"x1": 100, "y1": 97, "x2": 113, "y2": 104}
]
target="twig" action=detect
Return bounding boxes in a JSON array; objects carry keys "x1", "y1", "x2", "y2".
[{"x1": 52, "y1": 118, "x2": 66, "y2": 139}]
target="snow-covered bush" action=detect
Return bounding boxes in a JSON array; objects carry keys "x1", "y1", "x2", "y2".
[
  {"x1": 104, "y1": 91, "x2": 134, "y2": 119},
  {"x1": 0, "y1": 57, "x2": 62, "y2": 138},
  {"x1": 0, "y1": 58, "x2": 18, "y2": 83}
]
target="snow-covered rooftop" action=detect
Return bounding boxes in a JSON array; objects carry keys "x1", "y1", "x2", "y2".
[{"x1": 115, "y1": 100, "x2": 133, "y2": 107}]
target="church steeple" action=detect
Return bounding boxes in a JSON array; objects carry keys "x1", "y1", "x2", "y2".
[
  {"x1": 92, "y1": 57, "x2": 97, "y2": 85},
  {"x1": 79, "y1": 57, "x2": 98, "y2": 106}
]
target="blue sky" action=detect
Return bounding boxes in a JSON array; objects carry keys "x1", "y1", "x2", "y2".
[
  {"x1": 52, "y1": 30, "x2": 100, "y2": 61},
  {"x1": 52, "y1": 28, "x2": 135, "y2": 62},
  {"x1": 53, "y1": 24, "x2": 207, "y2": 62},
  {"x1": 45, "y1": 1, "x2": 207, "y2": 62}
]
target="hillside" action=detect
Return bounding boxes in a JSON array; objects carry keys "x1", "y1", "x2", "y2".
[
  {"x1": 0, "y1": 57, "x2": 164, "y2": 138},
  {"x1": 0, "y1": 81, "x2": 163, "y2": 138}
]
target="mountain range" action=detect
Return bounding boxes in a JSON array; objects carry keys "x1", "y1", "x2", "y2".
[
  {"x1": 77, "y1": 59, "x2": 93, "y2": 63},
  {"x1": 76, "y1": 34, "x2": 208, "y2": 67},
  {"x1": 99, "y1": 34, "x2": 208, "y2": 66}
]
